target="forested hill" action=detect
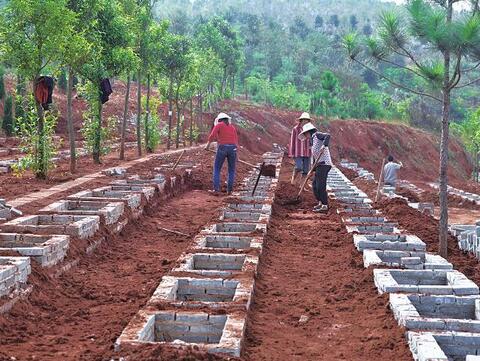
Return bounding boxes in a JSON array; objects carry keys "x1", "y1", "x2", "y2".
[{"x1": 154, "y1": 0, "x2": 396, "y2": 27}]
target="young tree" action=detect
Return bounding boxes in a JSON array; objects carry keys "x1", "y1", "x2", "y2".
[
  {"x1": 315, "y1": 15, "x2": 324, "y2": 29},
  {"x1": 350, "y1": 15, "x2": 358, "y2": 30},
  {"x1": 329, "y1": 14, "x2": 340, "y2": 28},
  {"x1": 79, "y1": 0, "x2": 136, "y2": 164},
  {"x1": 320, "y1": 71, "x2": 340, "y2": 119},
  {"x1": 343, "y1": 0, "x2": 480, "y2": 257},
  {"x1": 0, "y1": 0, "x2": 76, "y2": 178},
  {"x1": 0, "y1": 66, "x2": 5, "y2": 103}
]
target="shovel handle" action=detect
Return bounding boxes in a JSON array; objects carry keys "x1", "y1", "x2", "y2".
[
  {"x1": 296, "y1": 148, "x2": 326, "y2": 198},
  {"x1": 206, "y1": 148, "x2": 258, "y2": 169}
]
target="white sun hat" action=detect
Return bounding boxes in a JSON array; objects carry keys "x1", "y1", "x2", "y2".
[
  {"x1": 298, "y1": 112, "x2": 312, "y2": 121},
  {"x1": 214, "y1": 112, "x2": 232, "y2": 125},
  {"x1": 298, "y1": 122, "x2": 317, "y2": 140}
]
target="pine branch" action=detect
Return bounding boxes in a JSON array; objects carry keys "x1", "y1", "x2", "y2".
[
  {"x1": 456, "y1": 76, "x2": 480, "y2": 88},
  {"x1": 378, "y1": 58, "x2": 430, "y2": 81},
  {"x1": 448, "y1": 53, "x2": 463, "y2": 90},
  {"x1": 351, "y1": 58, "x2": 442, "y2": 102},
  {"x1": 462, "y1": 61, "x2": 480, "y2": 73}
]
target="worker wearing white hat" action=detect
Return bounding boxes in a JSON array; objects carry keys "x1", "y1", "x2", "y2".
[
  {"x1": 299, "y1": 120, "x2": 333, "y2": 212},
  {"x1": 289, "y1": 112, "x2": 312, "y2": 185},
  {"x1": 205, "y1": 113, "x2": 239, "y2": 195}
]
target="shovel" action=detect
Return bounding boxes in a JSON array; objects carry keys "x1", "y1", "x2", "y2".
[
  {"x1": 282, "y1": 147, "x2": 326, "y2": 205},
  {"x1": 206, "y1": 148, "x2": 277, "y2": 175}
]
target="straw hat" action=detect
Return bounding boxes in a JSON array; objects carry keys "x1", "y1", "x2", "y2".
[
  {"x1": 298, "y1": 112, "x2": 312, "y2": 121},
  {"x1": 298, "y1": 122, "x2": 317, "y2": 140},
  {"x1": 215, "y1": 112, "x2": 232, "y2": 125}
]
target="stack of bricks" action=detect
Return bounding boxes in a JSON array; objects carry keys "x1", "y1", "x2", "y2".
[
  {"x1": 330, "y1": 166, "x2": 480, "y2": 360},
  {"x1": 116, "y1": 151, "x2": 283, "y2": 357}
]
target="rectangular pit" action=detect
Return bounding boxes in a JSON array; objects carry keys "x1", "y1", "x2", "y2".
[
  {"x1": 95, "y1": 185, "x2": 156, "y2": 201},
  {"x1": 363, "y1": 250, "x2": 452, "y2": 270},
  {"x1": 354, "y1": 234, "x2": 426, "y2": 251},
  {"x1": 68, "y1": 189, "x2": 142, "y2": 211},
  {"x1": 1, "y1": 214, "x2": 99, "y2": 239},
  {"x1": 203, "y1": 222, "x2": 267, "y2": 235},
  {"x1": 39, "y1": 200, "x2": 124, "y2": 225},
  {"x1": 220, "y1": 211, "x2": 269, "y2": 223},
  {"x1": 194, "y1": 235, "x2": 263, "y2": 251},
  {"x1": 149, "y1": 276, "x2": 253, "y2": 309},
  {"x1": 226, "y1": 203, "x2": 272, "y2": 215},
  {"x1": 346, "y1": 224, "x2": 399, "y2": 234},
  {"x1": 391, "y1": 294, "x2": 480, "y2": 332},
  {"x1": 116, "y1": 310, "x2": 245, "y2": 356},
  {"x1": 0, "y1": 256, "x2": 30, "y2": 297},
  {"x1": 0, "y1": 233, "x2": 69, "y2": 267},
  {"x1": 374, "y1": 269, "x2": 479, "y2": 295},
  {"x1": 408, "y1": 331, "x2": 480, "y2": 361},
  {"x1": 174, "y1": 253, "x2": 258, "y2": 277}
]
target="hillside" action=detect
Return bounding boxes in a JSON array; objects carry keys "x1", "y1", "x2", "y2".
[
  {"x1": 216, "y1": 100, "x2": 473, "y2": 184},
  {"x1": 154, "y1": 0, "x2": 396, "y2": 25}
]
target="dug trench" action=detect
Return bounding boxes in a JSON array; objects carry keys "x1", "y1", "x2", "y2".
[
  {"x1": 0, "y1": 153, "x2": 253, "y2": 361},
  {"x1": 241, "y1": 159, "x2": 411, "y2": 361}
]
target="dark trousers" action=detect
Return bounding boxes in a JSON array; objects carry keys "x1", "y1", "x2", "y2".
[
  {"x1": 313, "y1": 164, "x2": 332, "y2": 205},
  {"x1": 213, "y1": 144, "x2": 237, "y2": 192}
]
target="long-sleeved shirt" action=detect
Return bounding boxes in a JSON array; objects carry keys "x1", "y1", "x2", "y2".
[
  {"x1": 384, "y1": 162, "x2": 401, "y2": 185},
  {"x1": 311, "y1": 131, "x2": 332, "y2": 165},
  {"x1": 289, "y1": 124, "x2": 311, "y2": 158},
  {"x1": 208, "y1": 122, "x2": 239, "y2": 145}
]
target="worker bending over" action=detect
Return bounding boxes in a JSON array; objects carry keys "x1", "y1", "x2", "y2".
[
  {"x1": 383, "y1": 155, "x2": 403, "y2": 187},
  {"x1": 299, "y1": 121, "x2": 332, "y2": 213}
]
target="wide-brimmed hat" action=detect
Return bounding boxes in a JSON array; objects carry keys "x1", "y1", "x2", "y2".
[
  {"x1": 215, "y1": 112, "x2": 232, "y2": 123},
  {"x1": 298, "y1": 112, "x2": 312, "y2": 121},
  {"x1": 298, "y1": 122, "x2": 317, "y2": 140}
]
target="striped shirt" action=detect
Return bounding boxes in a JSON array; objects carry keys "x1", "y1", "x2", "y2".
[
  {"x1": 289, "y1": 124, "x2": 311, "y2": 158},
  {"x1": 312, "y1": 132, "x2": 332, "y2": 166}
]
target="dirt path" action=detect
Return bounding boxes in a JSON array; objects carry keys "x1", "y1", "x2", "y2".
[
  {"x1": 0, "y1": 187, "x2": 230, "y2": 360},
  {"x1": 242, "y1": 162, "x2": 411, "y2": 361}
]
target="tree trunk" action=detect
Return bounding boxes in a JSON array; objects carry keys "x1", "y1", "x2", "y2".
[
  {"x1": 182, "y1": 105, "x2": 186, "y2": 147},
  {"x1": 476, "y1": 147, "x2": 479, "y2": 182},
  {"x1": 189, "y1": 97, "x2": 194, "y2": 146},
  {"x1": 120, "y1": 74, "x2": 131, "y2": 160},
  {"x1": 66, "y1": 67, "x2": 76, "y2": 173},
  {"x1": 136, "y1": 70, "x2": 142, "y2": 157},
  {"x1": 145, "y1": 73, "x2": 152, "y2": 153},
  {"x1": 93, "y1": 97, "x2": 103, "y2": 164},
  {"x1": 199, "y1": 93, "x2": 203, "y2": 128},
  {"x1": 167, "y1": 78, "x2": 173, "y2": 150},
  {"x1": 35, "y1": 99, "x2": 47, "y2": 179},
  {"x1": 175, "y1": 98, "x2": 180, "y2": 149},
  {"x1": 438, "y1": 1, "x2": 453, "y2": 258}
]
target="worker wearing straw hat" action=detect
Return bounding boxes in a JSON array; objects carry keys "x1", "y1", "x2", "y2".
[
  {"x1": 289, "y1": 112, "x2": 312, "y2": 185},
  {"x1": 205, "y1": 112, "x2": 239, "y2": 195},
  {"x1": 299, "y1": 120, "x2": 332, "y2": 212}
]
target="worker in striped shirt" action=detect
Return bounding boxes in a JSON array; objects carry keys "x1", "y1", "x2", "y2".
[
  {"x1": 289, "y1": 112, "x2": 312, "y2": 185},
  {"x1": 299, "y1": 122, "x2": 332, "y2": 213}
]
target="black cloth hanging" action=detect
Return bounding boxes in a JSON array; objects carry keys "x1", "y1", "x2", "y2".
[{"x1": 100, "y1": 78, "x2": 113, "y2": 104}]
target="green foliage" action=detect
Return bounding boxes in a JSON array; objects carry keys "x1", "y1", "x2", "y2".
[
  {"x1": 2, "y1": 94, "x2": 13, "y2": 135},
  {"x1": 58, "y1": 69, "x2": 67, "y2": 92},
  {"x1": 141, "y1": 95, "x2": 161, "y2": 151},
  {"x1": 0, "y1": 66, "x2": 5, "y2": 101},
  {"x1": 12, "y1": 96, "x2": 58, "y2": 176},
  {"x1": 452, "y1": 109, "x2": 480, "y2": 154},
  {"x1": 79, "y1": 82, "x2": 116, "y2": 156}
]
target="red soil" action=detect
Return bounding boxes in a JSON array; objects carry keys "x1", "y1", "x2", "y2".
[
  {"x1": 242, "y1": 160, "x2": 411, "y2": 361},
  {"x1": 0, "y1": 152, "x2": 252, "y2": 361}
]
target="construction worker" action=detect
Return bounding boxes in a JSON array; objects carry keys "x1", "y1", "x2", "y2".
[
  {"x1": 289, "y1": 112, "x2": 312, "y2": 185},
  {"x1": 383, "y1": 155, "x2": 403, "y2": 187},
  {"x1": 205, "y1": 113, "x2": 239, "y2": 196},
  {"x1": 299, "y1": 122, "x2": 332, "y2": 212}
]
